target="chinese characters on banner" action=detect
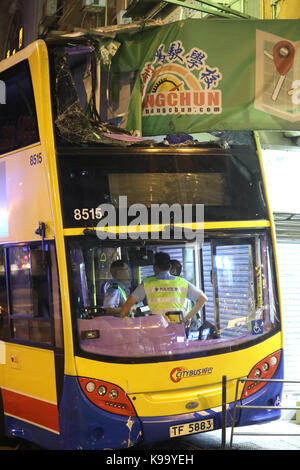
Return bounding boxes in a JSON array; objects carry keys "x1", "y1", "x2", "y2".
[
  {"x1": 109, "y1": 19, "x2": 300, "y2": 136},
  {"x1": 141, "y1": 40, "x2": 222, "y2": 118}
]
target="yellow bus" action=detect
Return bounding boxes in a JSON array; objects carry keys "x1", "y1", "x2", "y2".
[{"x1": 0, "y1": 39, "x2": 283, "y2": 450}]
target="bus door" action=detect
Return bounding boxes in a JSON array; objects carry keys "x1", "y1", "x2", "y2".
[{"x1": 0, "y1": 242, "x2": 64, "y2": 443}]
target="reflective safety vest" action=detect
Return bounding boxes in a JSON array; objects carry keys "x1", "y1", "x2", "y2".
[
  {"x1": 183, "y1": 298, "x2": 192, "y2": 317},
  {"x1": 143, "y1": 276, "x2": 189, "y2": 322},
  {"x1": 104, "y1": 280, "x2": 128, "y2": 304}
]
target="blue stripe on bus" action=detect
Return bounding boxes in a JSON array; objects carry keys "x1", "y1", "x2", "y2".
[{"x1": 4, "y1": 358, "x2": 284, "y2": 449}]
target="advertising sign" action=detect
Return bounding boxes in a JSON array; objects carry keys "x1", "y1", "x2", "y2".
[{"x1": 110, "y1": 19, "x2": 300, "y2": 136}]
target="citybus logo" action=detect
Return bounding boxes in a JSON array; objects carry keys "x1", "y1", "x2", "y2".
[
  {"x1": 0, "y1": 80, "x2": 6, "y2": 104},
  {"x1": 141, "y1": 40, "x2": 222, "y2": 117},
  {"x1": 170, "y1": 366, "x2": 213, "y2": 383}
]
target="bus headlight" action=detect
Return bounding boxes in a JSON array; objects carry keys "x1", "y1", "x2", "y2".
[
  {"x1": 270, "y1": 356, "x2": 278, "y2": 367},
  {"x1": 241, "y1": 350, "x2": 282, "y2": 399},
  {"x1": 262, "y1": 362, "x2": 269, "y2": 372},
  {"x1": 254, "y1": 368, "x2": 261, "y2": 378},
  {"x1": 109, "y1": 389, "x2": 118, "y2": 400},
  {"x1": 85, "y1": 381, "x2": 96, "y2": 393},
  {"x1": 97, "y1": 385, "x2": 107, "y2": 396},
  {"x1": 78, "y1": 377, "x2": 136, "y2": 416}
]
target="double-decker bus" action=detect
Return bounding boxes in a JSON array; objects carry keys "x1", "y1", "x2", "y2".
[{"x1": 0, "y1": 39, "x2": 283, "y2": 450}]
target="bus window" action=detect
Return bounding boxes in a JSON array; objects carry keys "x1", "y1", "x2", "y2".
[
  {"x1": 202, "y1": 235, "x2": 280, "y2": 338},
  {"x1": 203, "y1": 240, "x2": 256, "y2": 336},
  {"x1": 0, "y1": 60, "x2": 39, "y2": 155},
  {"x1": 0, "y1": 247, "x2": 9, "y2": 340},
  {"x1": 57, "y1": 148, "x2": 268, "y2": 227},
  {"x1": 8, "y1": 244, "x2": 54, "y2": 344}
]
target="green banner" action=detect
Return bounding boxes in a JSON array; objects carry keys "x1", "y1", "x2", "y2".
[{"x1": 111, "y1": 19, "x2": 300, "y2": 136}]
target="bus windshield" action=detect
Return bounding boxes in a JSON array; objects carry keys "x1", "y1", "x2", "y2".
[{"x1": 67, "y1": 231, "x2": 280, "y2": 362}]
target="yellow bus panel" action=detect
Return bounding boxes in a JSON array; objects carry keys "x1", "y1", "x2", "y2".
[
  {"x1": 0, "y1": 144, "x2": 54, "y2": 243},
  {"x1": 74, "y1": 331, "x2": 282, "y2": 417}
]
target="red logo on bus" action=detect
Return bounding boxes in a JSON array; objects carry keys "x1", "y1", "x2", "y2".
[
  {"x1": 170, "y1": 366, "x2": 213, "y2": 382},
  {"x1": 170, "y1": 367, "x2": 184, "y2": 383}
]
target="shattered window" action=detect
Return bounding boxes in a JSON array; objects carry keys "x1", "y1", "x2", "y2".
[{"x1": 50, "y1": 44, "x2": 140, "y2": 146}]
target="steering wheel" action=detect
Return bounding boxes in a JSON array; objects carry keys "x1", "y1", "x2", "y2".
[{"x1": 80, "y1": 306, "x2": 107, "y2": 318}]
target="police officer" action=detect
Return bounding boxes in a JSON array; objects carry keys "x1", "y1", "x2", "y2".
[
  {"x1": 120, "y1": 252, "x2": 207, "y2": 325},
  {"x1": 103, "y1": 260, "x2": 131, "y2": 315},
  {"x1": 169, "y1": 259, "x2": 182, "y2": 277},
  {"x1": 170, "y1": 258, "x2": 201, "y2": 328}
]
